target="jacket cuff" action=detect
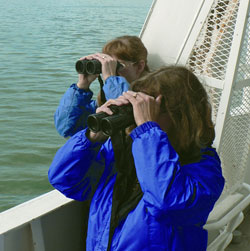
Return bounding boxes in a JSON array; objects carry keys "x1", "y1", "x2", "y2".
[
  {"x1": 103, "y1": 76, "x2": 129, "y2": 100},
  {"x1": 71, "y1": 83, "x2": 93, "y2": 95},
  {"x1": 130, "y1": 121, "x2": 161, "y2": 140},
  {"x1": 70, "y1": 83, "x2": 95, "y2": 106}
]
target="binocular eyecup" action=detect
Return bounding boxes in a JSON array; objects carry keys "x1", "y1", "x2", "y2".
[{"x1": 87, "y1": 105, "x2": 135, "y2": 136}]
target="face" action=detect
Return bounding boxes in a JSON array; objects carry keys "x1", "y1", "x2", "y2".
[{"x1": 113, "y1": 56, "x2": 145, "y2": 83}]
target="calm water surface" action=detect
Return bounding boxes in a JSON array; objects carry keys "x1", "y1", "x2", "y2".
[{"x1": 0, "y1": 0, "x2": 152, "y2": 212}]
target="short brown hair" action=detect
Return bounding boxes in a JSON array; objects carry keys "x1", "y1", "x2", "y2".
[
  {"x1": 102, "y1": 35, "x2": 149, "y2": 72},
  {"x1": 97, "y1": 36, "x2": 150, "y2": 106},
  {"x1": 131, "y1": 66, "x2": 215, "y2": 163}
]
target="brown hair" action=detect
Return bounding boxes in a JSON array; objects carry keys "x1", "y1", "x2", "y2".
[
  {"x1": 131, "y1": 66, "x2": 215, "y2": 163},
  {"x1": 97, "y1": 35, "x2": 150, "y2": 106},
  {"x1": 102, "y1": 35, "x2": 150, "y2": 73}
]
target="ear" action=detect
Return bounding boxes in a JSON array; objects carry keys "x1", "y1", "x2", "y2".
[{"x1": 136, "y1": 60, "x2": 146, "y2": 76}]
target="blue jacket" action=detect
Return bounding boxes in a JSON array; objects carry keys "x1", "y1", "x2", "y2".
[
  {"x1": 48, "y1": 122, "x2": 225, "y2": 251},
  {"x1": 54, "y1": 76, "x2": 129, "y2": 137}
]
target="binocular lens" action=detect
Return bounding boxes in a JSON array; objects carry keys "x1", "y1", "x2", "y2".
[
  {"x1": 87, "y1": 116, "x2": 100, "y2": 133},
  {"x1": 75, "y1": 60, "x2": 87, "y2": 74},
  {"x1": 86, "y1": 60, "x2": 102, "y2": 75},
  {"x1": 101, "y1": 119, "x2": 113, "y2": 136},
  {"x1": 87, "y1": 112, "x2": 109, "y2": 133}
]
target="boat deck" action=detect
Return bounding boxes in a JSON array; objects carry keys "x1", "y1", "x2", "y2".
[{"x1": 225, "y1": 206, "x2": 250, "y2": 251}]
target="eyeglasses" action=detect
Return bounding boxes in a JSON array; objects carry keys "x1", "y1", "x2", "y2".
[{"x1": 117, "y1": 61, "x2": 137, "y2": 71}]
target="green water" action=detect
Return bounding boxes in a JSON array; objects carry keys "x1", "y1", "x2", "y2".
[{"x1": 0, "y1": 0, "x2": 152, "y2": 212}]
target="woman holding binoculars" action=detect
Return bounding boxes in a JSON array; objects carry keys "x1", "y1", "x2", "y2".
[
  {"x1": 49, "y1": 66, "x2": 225, "y2": 251},
  {"x1": 54, "y1": 35, "x2": 149, "y2": 137}
]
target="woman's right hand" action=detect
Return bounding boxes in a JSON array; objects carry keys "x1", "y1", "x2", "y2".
[{"x1": 96, "y1": 91, "x2": 162, "y2": 127}]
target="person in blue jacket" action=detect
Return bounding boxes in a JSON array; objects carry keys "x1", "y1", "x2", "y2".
[
  {"x1": 54, "y1": 35, "x2": 150, "y2": 137},
  {"x1": 48, "y1": 66, "x2": 225, "y2": 250}
]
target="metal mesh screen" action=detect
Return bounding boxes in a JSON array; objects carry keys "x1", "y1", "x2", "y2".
[
  {"x1": 236, "y1": 13, "x2": 250, "y2": 82},
  {"x1": 220, "y1": 87, "x2": 250, "y2": 193},
  {"x1": 186, "y1": 0, "x2": 250, "y2": 196},
  {"x1": 219, "y1": 11, "x2": 250, "y2": 194},
  {"x1": 204, "y1": 86, "x2": 223, "y2": 123},
  {"x1": 187, "y1": 0, "x2": 240, "y2": 80}
]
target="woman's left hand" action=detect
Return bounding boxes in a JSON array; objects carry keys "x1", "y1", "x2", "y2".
[
  {"x1": 122, "y1": 91, "x2": 162, "y2": 126},
  {"x1": 92, "y1": 53, "x2": 117, "y2": 81}
]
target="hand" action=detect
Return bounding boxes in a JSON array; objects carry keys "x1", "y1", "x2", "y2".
[
  {"x1": 96, "y1": 91, "x2": 163, "y2": 126},
  {"x1": 122, "y1": 91, "x2": 163, "y2": 126},
  {"x1": 93, "y1": 53, "x2": 117, "y2": 81},
  {"x1": 95, "y1": 95, "x2": 130, "y2": 115}
]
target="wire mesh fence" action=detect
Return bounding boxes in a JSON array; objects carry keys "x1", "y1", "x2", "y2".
[{"x1": 186, "y1": 0, "x2": 250, "y2": 196}]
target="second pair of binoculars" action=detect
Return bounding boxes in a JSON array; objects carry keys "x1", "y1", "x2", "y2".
[
  {"x1": 75, "y1": 59, "x2": 122, "y2": 75},
  {"x1": 87, "y1": 105, "x2": 135, "y2": 136}
]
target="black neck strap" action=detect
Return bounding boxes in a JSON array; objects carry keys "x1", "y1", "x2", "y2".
[
  {"x1": 107, "y1": 131, "x2": 142, "y2": 250},
  {"x1": 98, "y1": 75, "x2": 106, "y2": 105}
]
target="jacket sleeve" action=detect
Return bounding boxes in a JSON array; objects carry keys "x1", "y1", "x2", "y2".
[
  {"x1": 48, "y1": 129, "x2": 113, "y2": 201},
  {"x1": 130, "y1": 122, "x2": 225, "y2": 226},
  {"x1": 55, "y1": 78, "x2": 129, "y2": 137},
  {"x1": 103, "y1": 76, "x2": 129, "y2": 100},
  {"x1": 54, "y1": 84, "x2": 97, "y2": 137}
]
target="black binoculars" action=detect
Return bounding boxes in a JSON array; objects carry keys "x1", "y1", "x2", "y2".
[
  {"x1": 87, "y1": 105, "x2": 135, "y2": 136},
  {"x1": 75, "y1": 59, "x2": 122, "y2": 75}
]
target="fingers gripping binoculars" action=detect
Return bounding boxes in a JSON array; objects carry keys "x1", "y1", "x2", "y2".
[
  {"x1": 87, "y1": 105, "x2": 135, "y2": 136},
  {"x1": 75, "y1": 59, "x2": 122, "y2": 75}
]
